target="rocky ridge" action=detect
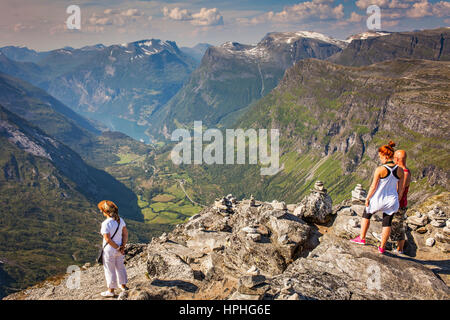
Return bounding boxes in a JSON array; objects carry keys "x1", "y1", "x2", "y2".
[
  {"x1": 329, "y1": 27, "x2": 450, "y2": 66},
  {"x1": 5, "y1": 184, "x2": 449, "y2": 300}
]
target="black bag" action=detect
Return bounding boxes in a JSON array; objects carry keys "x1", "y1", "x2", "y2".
[{"x1": 97, "y1": 220, "x2": 121, "y2": 265}]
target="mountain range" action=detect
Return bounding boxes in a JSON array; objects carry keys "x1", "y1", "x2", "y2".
[
  {"x1": 0, "y1": 40, "x2": 199, "y2": 143},
  {"x1": 150, "y1": 31, "x2": 345, "y2": 137},
  {"x1": 0, "y1": 27, "x2": 449, "y2": 299}
]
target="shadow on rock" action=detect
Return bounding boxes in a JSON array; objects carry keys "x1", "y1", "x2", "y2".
[{"x1": 151, "y1": 279, "x2": 198, "y2": 293}]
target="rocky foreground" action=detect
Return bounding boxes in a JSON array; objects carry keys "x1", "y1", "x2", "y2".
[{"x1": 4, "y1": 184, "x2": 450, "y2": 300}]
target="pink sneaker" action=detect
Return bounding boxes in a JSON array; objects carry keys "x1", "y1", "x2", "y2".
[
  {"x1": 350, "y1": 236, "x2": 366, "y2": 245},
  {"x1": 378, "y1": 247, "x2": 385, "y2": 254}
]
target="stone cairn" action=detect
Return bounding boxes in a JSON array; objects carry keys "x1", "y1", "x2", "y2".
[
  {"x1": 250, "y1": 195, "x2": 256, "y2": 207},
  {"x1": 226, "y1": 193, "x2": 238, "y2": 206},
  {"x1": 241, "y1": 226, "x2": 262, "y2": 242},
  {"x1": 213, "y1": 196, "x2": 234, "y2": 216},
  {"x1": 235, "y1": 266, "x2": 267, "y2": 297},
  {"x1": 427, "y1": 207, "x2": 449, "y2": 248},
  {"x1": 311, "y1": 180, "x2": 326, "y2": 194},
  {"x1": 293, "y1": 180, "x2": 333, "y2": 225},
  {"x1": 271, "y1": 200, "x2": 287, "y2": 211},
  {"x1": 406, "y1": 212, "x2": 429, "y2": 231},
  {"x1": 428, "y1": 207, "x2": 447, "y2": 228},
  {"x1": 351, "y1": 184, "x2": 367, "y2": 204},
  {"x1": 406, "y1": 206, "x2": 449, "y2": 251}
]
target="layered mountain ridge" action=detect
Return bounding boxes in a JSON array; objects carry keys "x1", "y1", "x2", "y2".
[
  {"x1": 0, "y1": 39, "x2": 198, "y2": 143},
  {"x1": 150, "y1": 30, "x2": 345, "y2": 137},
  {"x1": 329, "y1": 27, "x2": 450, "y2": 66}
]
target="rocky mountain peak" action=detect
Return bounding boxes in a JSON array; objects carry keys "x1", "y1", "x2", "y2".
[
  {"x1": 113, "y1": 39, "x2": 182, "y2": 58},
  {"x1": 262, "y1": 31, "x2": 347, "y2": 48},
  {"x1": 80, "y1": 44, "x2": 106, "y2": 51}
]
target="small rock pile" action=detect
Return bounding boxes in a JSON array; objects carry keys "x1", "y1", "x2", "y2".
[
  {"x1": 351, "y1": 184, "x2": 367, "y2": 204},
  {"x1": 407, "y1": 206, "x2": 450, "y2": 252},
  {"x1": 213, "y1": 194, "x2": 236, "y2": 216},
  {"x1": 230, "y1": 266, "x2": 269, "y2": 299},
  {"x1": 293, "y1": 181, "x2": 333, "y2": 224}
]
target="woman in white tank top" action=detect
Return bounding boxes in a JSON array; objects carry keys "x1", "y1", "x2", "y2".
[{"x1": 351, "y1": 141, "x2": 405, "y2": 253}]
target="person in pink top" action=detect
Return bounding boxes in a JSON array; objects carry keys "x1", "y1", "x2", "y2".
[{"x1": 390, "y1": 150, "x2": 411, "y2": 254}]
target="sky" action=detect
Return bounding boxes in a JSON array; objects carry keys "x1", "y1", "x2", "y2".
[{"x1": 0, "y1": 0, "x2": 449, "y2": 51}]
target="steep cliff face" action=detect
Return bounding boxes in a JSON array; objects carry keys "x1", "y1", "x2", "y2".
[
  {"x1": 222, "y1": 58, "x2": 449, "y2": 204},
  {"x1": 0, "y1": 105, "x2": 102, "y2": 297},
  {"x1": 0, "y1": 104, "x2": 143, "y2": 218},
  {"x1": 0, "y1": 71, "x2": 99, "y2": 157},
  {"x1": 5, "y1": 190, "x2": 449, "y2": 300},
  {"x1": 151, "y1": 32, "x2": 344, "y2": 137},
  {"x1": 329, "y1": 28, "x2": 450, "y2": 66}
]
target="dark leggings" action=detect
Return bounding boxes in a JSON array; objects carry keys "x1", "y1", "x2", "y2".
[{"x1": 362, "y1": 211, "x2": 394, "y2": 227}]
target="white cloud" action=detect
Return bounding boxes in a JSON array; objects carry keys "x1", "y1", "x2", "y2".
[
  {"x1": 353, "y1": 1, "x2": 450, "y2": 20},
  {"x1": 348, "y1": 12, "x2": 364, "y2": 23},
  {"x1": 88, "y1": 8, "x2": 148, "y2": 29},
  {"x1": 383, "y1": 19, "x2": 400, "y2": 27},
  {"x1": 355, "y1": 0, "x2": 390, "y2": 10},
  {"x1": 432, "y1": 1, "x2": 450, "y2": 18},
  {"x1": 388, "y1": 0, "x2": 413, "y2": 9},
  {"x1": 162, "y1": 7, "x2": 224, "y2": 26},
  {"x1": 239, "y1": 0, "x2": 345, "y2": 25},
  {"x1": 121, "y1": 9, "x2": 142, "y2": 17},
  {"x1": 104, "y1": 9, "x2": 120, "y2": 15},
  {"x1": 274, "y1": 1, "x2": 344, "y2": 21},
  {"x1": 12, "y1": 23, "x2": 28, "y2": 32},
  {"x1": 162, "y1": 7, "x2": 192, "y2": 21},
  {"x1": 406, "y1": 1, "x2": 433, "y2": 18},
  {"x1": 191, "y1": 8, "x2": 224, "y2": 26}
]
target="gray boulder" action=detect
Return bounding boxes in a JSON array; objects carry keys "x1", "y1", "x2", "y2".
[{"x1": 267, "y1": 235, "x2": 450, "y2": 300}]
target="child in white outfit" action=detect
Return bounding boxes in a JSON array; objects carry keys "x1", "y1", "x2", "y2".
[{"x1": 98, "y1": 200, "x2": 129, "y2": 297}]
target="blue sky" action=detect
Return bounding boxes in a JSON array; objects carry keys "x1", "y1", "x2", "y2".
[{"x1": 1, "y1": 0, "x2": 449, "y2": 50}]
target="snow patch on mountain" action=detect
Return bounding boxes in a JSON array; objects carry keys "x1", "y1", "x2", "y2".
[
  {"x1": 264, "y1": 31, "x2": 347, "y2": 48},
  {"x1": 345, "y1": 31, "x2": 392, "y2": 42},
  {"x1": 0, "y1": 120, "x2": 53, "y2": 160}
]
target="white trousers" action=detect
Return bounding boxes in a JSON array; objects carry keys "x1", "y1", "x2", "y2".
[{"x1": 103, "y1": 248, "x2": 127, "y2": 289}]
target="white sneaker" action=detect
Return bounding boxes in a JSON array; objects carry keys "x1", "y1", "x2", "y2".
[
  {"x1": 120, "y1": 286, "x2": 129, "y2": 292},
  {"x1": 101, "y1": 290, "x2": 115, "y2": 297}
]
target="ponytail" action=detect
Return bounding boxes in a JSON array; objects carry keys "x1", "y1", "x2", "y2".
[
  {"x1": 378, "y1": 140, "x2": 396, "y2": 158},
  {"x1": 98, "y1": 200, "x2": 120, "y2": 222}
]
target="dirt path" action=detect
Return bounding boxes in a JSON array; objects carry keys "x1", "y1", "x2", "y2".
[{"x1": 176, "y1": 179, "x2": 205, "y2": 208}]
